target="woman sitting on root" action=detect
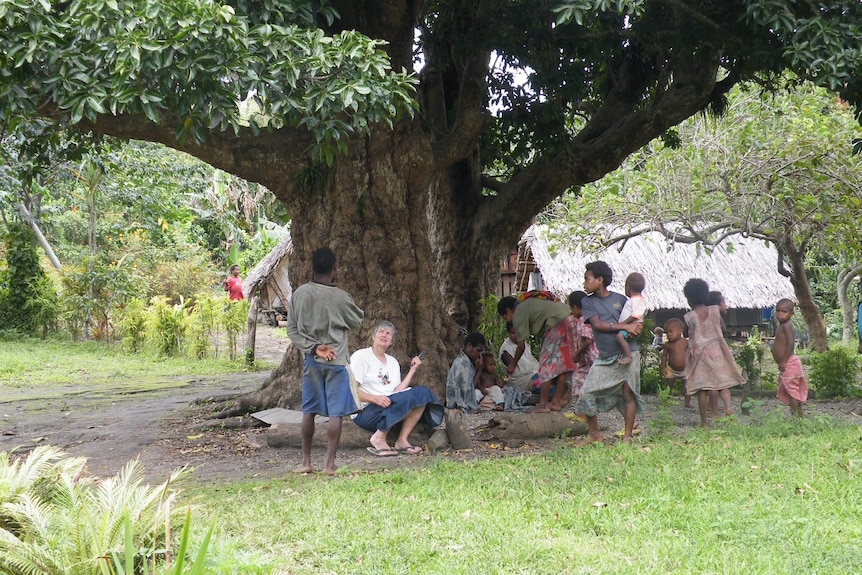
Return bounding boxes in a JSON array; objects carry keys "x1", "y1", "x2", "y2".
[{"x1": 350, "y1": 321, "x2": 444, "y2": 457}]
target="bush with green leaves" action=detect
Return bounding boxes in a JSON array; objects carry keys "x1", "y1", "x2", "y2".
[
  {"x1": 736, "y1": 328, "x2": 764, "y2": 388},
  {"x1": 0, "y1": 445, "x2": 212, "y2": 575},
  {"x1": 640, "y1": 366, "x2": 663, "y2": 396},
  {"x1": 222, "y1": 298, "x2": 250, "y2": 361},
  {"x1": 184, "y1": 292, "x2": 222, "y2": 359},
  {"x1": 145, "y1": 295, "x2": 188, "y2": 356},
  {"x1": 117, "y1": 297, "x2": 147, "y2": 353},
  {"x1": 0, "y1": 223, "x2": 58, "y2": 335},
  {"x1": 60, "y1": 253, "x2": 142, "y2": 341},
  {"x1": 808, "y1": 345, "x2": 860, "y2": 399}
]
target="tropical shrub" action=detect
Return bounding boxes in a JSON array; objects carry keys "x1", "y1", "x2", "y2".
[
  {"x1": 145, "y1": 296, "x2": 187, "y2": 356},
  {"x1": 0, "y1": 223, "x2": 58, "y2": 334},
  {"x1": 223, "y1": 298, "x2": 250, "y2": 361},
  {"x1": 117, "y1": 297, "x2": 147, "y2": 353},
  {"x1": 0, "y1": 446, "x2": 212, "y2": 575},
  {"x1": 737, "y1": 328, "x2": 765, "y2": 388},
  {"x1": 184, "y1": 292, "x2": 222, "y2": 359},
  {"x1": 808, "y1": 345, "x2": 860, "y2": 398},
  {"x1": 59, "y1": 253, "x2": 142, "y2": 341}
]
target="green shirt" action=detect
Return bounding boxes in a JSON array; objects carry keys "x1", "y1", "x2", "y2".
[
  {"x1": 512, "y1": 297, "x2": 571, "y2": 341},
  {"x1": 285, "y1": 281, "x2": 364, "y2": 365}
]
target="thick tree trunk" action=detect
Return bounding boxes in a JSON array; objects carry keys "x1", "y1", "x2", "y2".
[
  {"x1": 218, "y1": 124, "x2": 480, "y2": 416},
  {"x1": 785, "y1": 244, "x2": 828, "y2": 352}
]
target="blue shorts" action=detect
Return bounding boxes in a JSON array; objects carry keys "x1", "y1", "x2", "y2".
[{"x1": 300, "y1": 356, "x2": 358, "y2": 417}]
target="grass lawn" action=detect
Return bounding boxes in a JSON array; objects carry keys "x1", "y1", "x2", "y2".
[
  {"x1": 0, "y1": 336, "x2": 269, "y2": 389},
  {"x1": 2, "y1": 335, "x2": 860, "y2": 574},
  {"x1": 194, "y1": 415, "x2": 862, "y2": 575}
]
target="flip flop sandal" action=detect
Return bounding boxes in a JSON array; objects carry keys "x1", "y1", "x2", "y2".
[{"x1": 366, "y1": 447, "x2": 399, "y2": 457}]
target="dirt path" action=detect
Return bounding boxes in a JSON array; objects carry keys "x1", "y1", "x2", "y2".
[{"x1": 3, "y1": 325, "x2": 861, "y2": 484}]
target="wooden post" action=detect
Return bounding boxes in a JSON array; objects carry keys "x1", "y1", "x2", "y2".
[{"x1": 245, "y1": 295, "x2": 259, "y2": 366}]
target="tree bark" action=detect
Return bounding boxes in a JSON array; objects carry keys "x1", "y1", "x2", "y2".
[
  {"x1": 478, "y1": 412, "x2": 588, "y2": 440},
  {"x1": 245, "y1": 295, "x2": 258, "y2": 366},
  {"x1": 837, "y1": 265, "x2": 862, "y2": 345},
  {"x1": 783, "y1": 241, "x2": 828, "y2": 352}
]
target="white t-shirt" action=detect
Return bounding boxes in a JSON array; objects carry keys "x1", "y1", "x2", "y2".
[
  {"x1": 498, "y1": 337, "x2": 539, "y2": 392},
  {"x1": 619, "y1": 294, "x2": 647, "y2": 323},
  {"x1": 349, "y1": 347, "x2": 403, "y2": 403}
]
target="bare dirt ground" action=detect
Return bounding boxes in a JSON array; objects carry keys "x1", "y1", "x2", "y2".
[{"x1": 2, "y1": 325, "x2": 861, "y2": 484}]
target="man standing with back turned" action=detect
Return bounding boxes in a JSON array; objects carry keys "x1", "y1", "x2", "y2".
[{"x1": 286, "y1": 247, "x2": 364, "y2": 475}]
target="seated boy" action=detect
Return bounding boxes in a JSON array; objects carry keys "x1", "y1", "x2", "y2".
[{"x1": 475, "y1": 351, "x2": 505, "y2": 410}]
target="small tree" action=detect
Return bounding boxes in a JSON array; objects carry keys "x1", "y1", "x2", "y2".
[{"x1": 0, "y1": 223, "x2": 57, "y2": 334}]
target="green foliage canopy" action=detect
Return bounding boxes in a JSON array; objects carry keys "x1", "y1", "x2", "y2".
[{"x1": 0, "y1": 0, "x2": 417, "y2": 154}]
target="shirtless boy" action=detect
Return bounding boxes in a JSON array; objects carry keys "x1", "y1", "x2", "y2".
[
  {"x1": 660, "y1": 318, "x2": 690, "y2": 408},
  {"x1": 475, "y1": 352, "x2": 505, "y2": 410},
  {"x1": 773, "y1": 299, "x2": 809, "y2": 416}
]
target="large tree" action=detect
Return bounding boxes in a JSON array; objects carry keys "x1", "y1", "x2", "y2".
[{"x1": 3, "y1": 1, "x2": 862, "y2": 408}]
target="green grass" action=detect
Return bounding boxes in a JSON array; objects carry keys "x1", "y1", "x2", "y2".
[
  {"x1": 0, "y1": 336, "x2": 271, "y2": 392},
  {"x1": 3, "y1": 336, "x2": 861, "y2": 574},
  {"x1": 191, "y1": 416, "x2": 862, "y2": 575}
]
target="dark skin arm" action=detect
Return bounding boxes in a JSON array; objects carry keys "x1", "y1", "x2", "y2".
[
  {"x1": 772, "y1": 322, "x2": 794, "y2": 371},
  {"x1": 589, "y1": 317, "x2": 643, "y2": 336},
  {"x1": 506, "y1": 340, "x2": 526, "y2": 375}
]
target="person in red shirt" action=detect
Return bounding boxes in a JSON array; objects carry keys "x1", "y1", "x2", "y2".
[{"x1": 223, "y1": 264, "x2": 244, "y2": 300}]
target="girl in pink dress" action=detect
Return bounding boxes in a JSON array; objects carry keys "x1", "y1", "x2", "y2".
[{"x1": 683, "y1": 278, "x2": 746, "y2": 429}]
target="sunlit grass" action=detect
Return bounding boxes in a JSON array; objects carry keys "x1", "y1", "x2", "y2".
[
  {"x1": 0, "y1": 336, "x2": 271, "y2": 391},
  {"x1": 191, "y1": 416, "x2": 862, "y2": 574}
]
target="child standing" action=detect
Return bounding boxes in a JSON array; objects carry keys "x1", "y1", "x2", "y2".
[
  {"x1": 616, "y1": 272, "x2": 647, "y2": 365},
  {"x1": 660, "y1": 318, "x2": 690, "y2": 407},
  {"x1": 475, "y1": 351, "x2": 505, "y2": 410},
  {"x1": 683, "y1": 278, "x2": 745, "y2": 428},
  {"x1": 705, "y1": 290, "x2": 730, "y2": 415},
  {"x1": 773, "y1": 299, "x2": 808, "y2": 416},
  {"x1": 222, "y1": 264, "x2": 244, "y2": 301}
]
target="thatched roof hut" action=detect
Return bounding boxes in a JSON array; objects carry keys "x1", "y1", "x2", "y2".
[
  {"x1": 520, "y1": 225, "x2": 795, "y2": 333},
  {"x1": 243, "y1": 235, "x2": 293, "y2": 321}
]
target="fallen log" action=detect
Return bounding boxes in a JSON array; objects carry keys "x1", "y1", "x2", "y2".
[
  {"x1": 478, "y1": 412, "x2": 589, "y2": 440},
  {"x1": 265, "y1": 417, "x2": 434, "y2": 449}
]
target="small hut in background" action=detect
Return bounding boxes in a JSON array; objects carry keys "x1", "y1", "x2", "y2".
[
  {"x1": 243, "y1": 235, "x2": 293, "y2": 326},
  {"x1": 514, "y1": 225, "x2": 795, "y2": 337}
]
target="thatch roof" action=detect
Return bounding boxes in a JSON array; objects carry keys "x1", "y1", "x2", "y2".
[
  {"x1": 243, "y1": 235, "x2": 293, "y2": 306},
  {"x1": 523, "y1": 224, "x2": 794, "y2": 309}
]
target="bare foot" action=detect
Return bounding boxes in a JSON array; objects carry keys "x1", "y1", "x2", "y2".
[
  {"x1": 618, "y1": 356, "x2": 633, "y2": 365},
  {"x1": 321, "y1": 465, "x2": 339, "y2": 476},
  {"x1": 291, "y1": 465, "x2": 314, "y2": 474},
  {"x1": 579, "y1": 433, "x2": 604, "y2": 446},
  {"x1": 724, "y1": 410, "x2": 733, "y2": 417},
  {"x1": 621, "y1": 436, "x2": 633, "y2": 445},
  {"x1": 527, "y1": 403, "x2": 551, "y2": 413},
  {"x1": 548, "y1": 402, "x2": 564, "y2": 411}
]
